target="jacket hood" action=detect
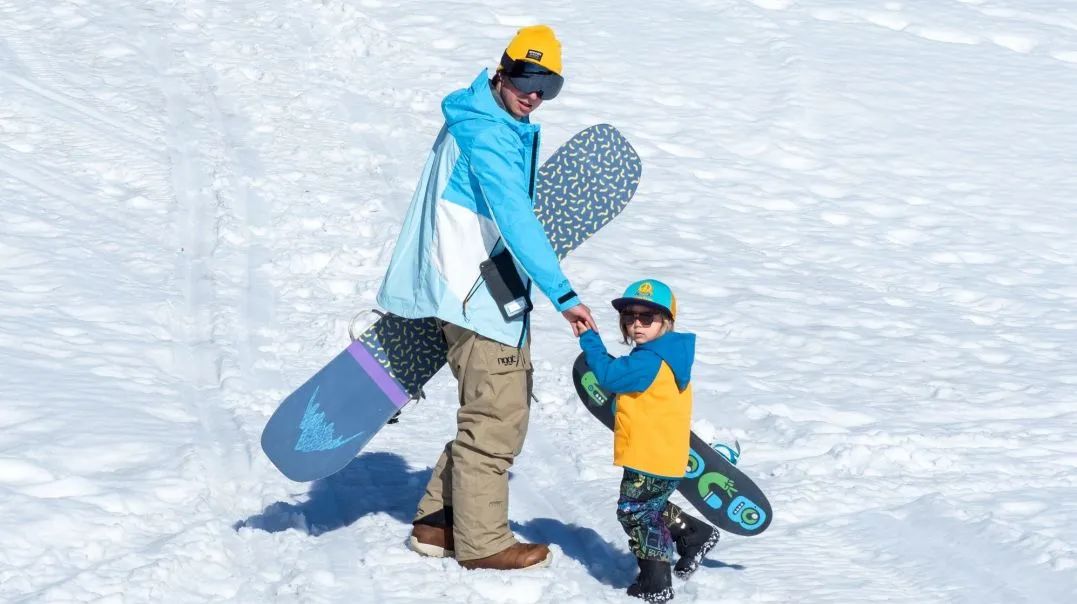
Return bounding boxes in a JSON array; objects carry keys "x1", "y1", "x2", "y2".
[
  {"x1": 637, "y1": 331, "x2": 695, "y2": 391},
  {"x1": 441, "y1": 69, "x2": 537, "y2": 136}
]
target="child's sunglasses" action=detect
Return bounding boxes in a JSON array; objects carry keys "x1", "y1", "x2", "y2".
[{"x1": 620, "y1": 311, "x2": 661, "y2": 327}]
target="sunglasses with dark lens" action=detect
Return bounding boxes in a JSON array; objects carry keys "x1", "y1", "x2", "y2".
[
  {"x1": 501, "y1": 60, "x2": 564, "y2": 100},
  {"x1": 620, "y1": 311, "x2": 661, "y2": 327}
]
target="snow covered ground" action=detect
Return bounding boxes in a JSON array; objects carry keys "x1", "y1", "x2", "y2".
[{"x1": 2, "y1": 0, "x2": 1076, "y2": 601}]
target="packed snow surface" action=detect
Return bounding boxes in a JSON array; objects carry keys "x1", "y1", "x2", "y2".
[{"x1": 1, "y1": 0, "x2": 1075, "y2": 602}]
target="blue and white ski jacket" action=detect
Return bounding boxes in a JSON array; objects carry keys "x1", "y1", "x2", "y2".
[{"x1": 377, "y1": 70, "x2": 580, "y2": 346}]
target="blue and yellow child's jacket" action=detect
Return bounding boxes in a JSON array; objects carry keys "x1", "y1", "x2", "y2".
[{"x1": 580, "y1": 330, "x2": 695, "y2": 479}]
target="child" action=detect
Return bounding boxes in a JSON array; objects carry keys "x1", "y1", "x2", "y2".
[{"x1": 577, "y1": 279, "x2": 718, "y2": 603}]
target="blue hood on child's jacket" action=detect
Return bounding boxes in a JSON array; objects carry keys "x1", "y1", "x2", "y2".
[{"x1": 635, "y1": 331, "x2": 695, "y2": 391}]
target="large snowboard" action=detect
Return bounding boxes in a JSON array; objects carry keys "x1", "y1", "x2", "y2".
[
  {"x1": 572, "y1": 353, "x2": 773, "y2": 536},
  {"x1": 262, "y1": 124, "x2": 642, "y2": 482}
]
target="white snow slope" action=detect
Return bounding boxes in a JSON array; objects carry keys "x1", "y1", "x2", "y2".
[{"x1": 2, "y1": 0, "x2": 1076, "y2": 602}]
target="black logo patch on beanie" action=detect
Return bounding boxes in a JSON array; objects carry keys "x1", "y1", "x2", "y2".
[{"x1": 526, "y1": 49, "x2": 543, "y2": 61}]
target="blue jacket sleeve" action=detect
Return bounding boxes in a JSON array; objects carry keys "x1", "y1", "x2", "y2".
[
  {"x1": 469, "y1": 127, "x2": 580, "y2": 312},
  {"x1": 579, "y1": 330, "x2": 662, "y2": 393}
]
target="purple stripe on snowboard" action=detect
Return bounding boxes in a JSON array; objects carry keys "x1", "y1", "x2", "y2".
[{"x1": 346, "y1": 341, "x2": 410, "y2": 409}]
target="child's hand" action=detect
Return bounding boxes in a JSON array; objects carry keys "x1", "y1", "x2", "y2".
[
  {"x1": 573, "y1": 321, "x2": 592, "y2": 337},
  {"x1": 562, "y1": 303, "x2": 597, "y2": 335}
]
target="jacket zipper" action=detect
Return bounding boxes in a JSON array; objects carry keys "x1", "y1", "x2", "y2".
[{"x1": 517, "y1": 132, "x2": 539, "y2": 351}]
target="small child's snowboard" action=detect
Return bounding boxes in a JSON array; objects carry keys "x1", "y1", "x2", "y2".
[{"x1": 572, "y1": 353, "x2": 772, "y2": 536}]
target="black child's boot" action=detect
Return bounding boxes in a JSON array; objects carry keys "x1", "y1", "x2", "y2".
[
  {"x1": 665, "y1": 506, "x2": 719, "y2": 579},
  {"x1": 626, "y1": 558, "x2": 674, "y2": 603}
]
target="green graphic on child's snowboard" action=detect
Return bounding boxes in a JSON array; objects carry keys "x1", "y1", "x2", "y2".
[
  {"x1": 580, "y1": 372, "x2": 609, "y2": 407},
  {"x1": 699, "y1": 472, "x2": 737, "y2": 499}
]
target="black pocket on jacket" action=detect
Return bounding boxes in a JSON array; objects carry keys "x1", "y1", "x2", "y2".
[{"x1": 480, "y1": 248, "x2": 533, "y2": 321}]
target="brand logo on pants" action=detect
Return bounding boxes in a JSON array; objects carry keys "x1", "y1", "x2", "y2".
[{"x1": 497, "y1": 355, "x2": 518, "y2": 367}]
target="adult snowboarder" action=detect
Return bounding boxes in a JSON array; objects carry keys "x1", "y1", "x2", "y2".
[{"x1": 377, "y1": 25, "x2": 596, "y2": 570}]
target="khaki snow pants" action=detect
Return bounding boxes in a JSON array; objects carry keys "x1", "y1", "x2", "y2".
[{"x1": 414, "y1": 321, "x2": 533, "y2": 561}]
